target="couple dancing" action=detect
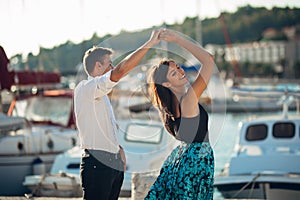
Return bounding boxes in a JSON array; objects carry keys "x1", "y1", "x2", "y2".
[{"x1": 74, "y1": 29, "x2": 215, "y2": 200}]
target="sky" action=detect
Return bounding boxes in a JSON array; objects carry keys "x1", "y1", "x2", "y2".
[{"x1": 1, "y1": 0, "x2": 300, "y2": 59}]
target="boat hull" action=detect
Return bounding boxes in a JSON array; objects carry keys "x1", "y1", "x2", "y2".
[
  {"x1": 0, "y1": 153, "x2": 57, "y2": 196},
  {"x1": 214, "y1": 175, "x2": 300, "y2": 200}
]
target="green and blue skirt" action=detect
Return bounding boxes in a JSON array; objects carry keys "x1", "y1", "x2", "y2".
[{"x1": 145, "y1": 142, "x2": 214, "y2": 200}]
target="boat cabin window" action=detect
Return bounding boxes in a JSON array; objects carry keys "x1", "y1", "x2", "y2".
[
  {"x1": 273, "y1": 122, "x2": 295, "y2": 138},
  {"x1": 0, "y1": 118, "x2": 27, "y2": 136},
  {"x1": 125, "y1": 123, "x2": 163, "y2": 144},
  {"x1": 12, "y1": 96, "x2": 72, "y2": 127},
  {"x1": 67, "y1": 163, "x2": 80, "y2": 169},
  {"x1": 246, "y1": 124, "x2": 267, "y2": 141}
]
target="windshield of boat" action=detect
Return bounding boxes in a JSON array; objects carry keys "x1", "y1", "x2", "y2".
[
  {"x1": 125, "y1": 123, "x2": 163, "y2": 144},
  {"x1": 12, "y1": 96, "x2": 72, "y2": 127}
]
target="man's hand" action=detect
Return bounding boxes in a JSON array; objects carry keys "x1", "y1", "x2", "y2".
[
  {"x1": 119, "y1": 145, "x2": 126, "y2": 171},
  {"x1": 147, "y1": 29, "x2": 162, "y2": 47},
  {"x1": 158, "y1": 29, "x2": 181, "y2": 43}
]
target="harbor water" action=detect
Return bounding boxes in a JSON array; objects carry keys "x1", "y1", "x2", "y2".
[{"x1": 212, "y1": 112, "x2": 248, "y2": 199}]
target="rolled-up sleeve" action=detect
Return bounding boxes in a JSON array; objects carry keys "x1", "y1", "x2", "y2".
[{"x1": 94, "y1": 70, "x2": 118, "y2": 97}]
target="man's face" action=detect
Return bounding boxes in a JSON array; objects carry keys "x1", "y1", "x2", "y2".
[{"x1": 98, "y1": 54, "x2": 113, "y2": 75}]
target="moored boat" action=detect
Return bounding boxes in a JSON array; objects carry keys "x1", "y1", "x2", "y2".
[
  {"x1": 214, "y1": 96, "x2": 300, "y2": 199},
  {"x1": 0, "y1": 46, "x2": 79, "y2": 196},
  {"x1": 0, "y1": 89, "x2": 79, "y2": 196},
  {"x1": 23, "y1": 118, "x2": 179, "y2": 197},
  {"x1": 23, "y1": 172, "x2": 82, "y2": 197}
]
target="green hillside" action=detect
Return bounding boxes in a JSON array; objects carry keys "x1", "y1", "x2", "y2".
[{"x1": 10, "y1": 5, "x2": 300, "y2": 77}]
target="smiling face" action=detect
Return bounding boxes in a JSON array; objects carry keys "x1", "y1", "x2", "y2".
[
  {"x1": 148, "y1": 59, "x2": 189, "y2": 109},
  {"x1": 164, "y1": 60, "x2": 188, "y2": 88}
]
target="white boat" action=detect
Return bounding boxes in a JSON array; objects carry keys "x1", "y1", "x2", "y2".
[
  {"x1": 204, "y1": 84, "x2": 299, "y2": 113},
  {"x1": 205, "y1": 97, "x2": 287, "y2": 113},
  {"x1": 24, "y1": 166, "x2": 82, "y2": 197},
  {"x1": 230, "y1": 83, "x2": 300, "y2": 99},
  {"x1": 0, "y1": 89, "x2": 78, "y2": 196},
  {"x1": 23, "y1": 118, "x2": 179, "y2": 197},
  {"x1": 0, "y1": 46, "x2": 79, "y2": 196},
  {"x1": 214, "y1": 96, "x2": 300, "y2": 199}
]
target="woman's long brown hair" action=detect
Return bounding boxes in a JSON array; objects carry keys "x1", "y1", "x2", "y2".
[{"x1": 147, "y1": 58, "x2": 178, "y2": 136}]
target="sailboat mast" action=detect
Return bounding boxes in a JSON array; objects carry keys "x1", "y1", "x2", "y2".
[
  {"x1": 160, "y1": 0, "x2": 168, "y2": 58},
  {"x1": 195, "y1": 0, "x2": 202, "y2": 45}
]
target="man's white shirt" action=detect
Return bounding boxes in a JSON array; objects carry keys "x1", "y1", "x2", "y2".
[{"x1": 74, "y1": 70, "x2": 120, "y2": 153}]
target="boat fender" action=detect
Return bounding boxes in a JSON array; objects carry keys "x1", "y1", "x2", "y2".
[
  {"x1": 32, "y1": 157, "x2": 46, "y2": 175},
  {"x1": 17, "y1": 141, "x2": 24, "y2": 151},
  {"x1": 47, "y1": 138, "x2": 54, "y2": 149},
  {"x1": 71, "y1": 137, "x2": 76, "y2": 146}
]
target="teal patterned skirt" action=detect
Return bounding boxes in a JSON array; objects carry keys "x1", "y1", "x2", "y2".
[{"x1": 145, "y1": 142, "x2": 214, "y2": 200}]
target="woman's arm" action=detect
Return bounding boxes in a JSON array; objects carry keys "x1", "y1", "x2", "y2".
[{"x1": 159, "y1": 30, "x2": 214, "y2": 116}]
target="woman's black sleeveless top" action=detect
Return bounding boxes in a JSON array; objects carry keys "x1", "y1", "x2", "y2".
[{"x1": 172, "y1": 104, "x2": 209, "y2": 143}]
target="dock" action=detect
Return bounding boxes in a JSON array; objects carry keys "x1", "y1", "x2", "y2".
[
  {"x1": 0, "y1": 198, "x2": 129, "y2": 200},
  {"x1": 0, "y1": 197, "x2": 261, "y2": 200}
]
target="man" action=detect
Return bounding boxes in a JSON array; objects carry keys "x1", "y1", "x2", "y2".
[{"x1": 74, "y1": 29, "x2": 161, "y2": 200}]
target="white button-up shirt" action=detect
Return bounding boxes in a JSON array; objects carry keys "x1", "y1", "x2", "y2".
[{"x1": 74, "y1": 70, "x2": 120, "y2": 153}]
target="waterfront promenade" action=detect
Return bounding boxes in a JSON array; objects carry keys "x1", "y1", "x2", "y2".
[
  {"x1": 0, "y1": 198, "x2": 251, "y2": 200},
  {"x1": 0, "y1": 197, "x2": 260, "y2": 200},
  {"x1": 0, "y1": 198, "x2": 128, "y2": 200}
]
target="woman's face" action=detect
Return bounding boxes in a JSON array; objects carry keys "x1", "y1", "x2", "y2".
[{"x1": 165, "y1": 61, "x2": 188, "y2": 87}]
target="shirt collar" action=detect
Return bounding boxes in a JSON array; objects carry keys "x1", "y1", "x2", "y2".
[
  {"x1": 87, "y1": 75, "x2": 93, "y2": 80},
  {"x1": 87, "y1": 70, "x2": 112, "y2": 80}
]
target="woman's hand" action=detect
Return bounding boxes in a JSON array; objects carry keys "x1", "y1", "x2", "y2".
[
  {"x1": 159, "y1": 29, "x2": 181, "y2": 43},
  {"x1": 147, "y1": 29, "x2": 163, "y2": 46}
]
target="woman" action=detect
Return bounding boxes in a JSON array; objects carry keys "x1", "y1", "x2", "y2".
[{"x1": 145, "y1": 29, "x2": 215, "y2": 199}]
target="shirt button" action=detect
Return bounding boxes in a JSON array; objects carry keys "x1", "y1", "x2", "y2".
[{"x1": 93, "y1": 165, "x2": 96, "y2": 169}]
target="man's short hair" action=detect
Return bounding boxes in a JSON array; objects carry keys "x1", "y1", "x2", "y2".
[{"x1": 83, "y1": 46, "x2": 113, "y2": 75}]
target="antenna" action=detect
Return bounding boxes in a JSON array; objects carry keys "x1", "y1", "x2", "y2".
[{"x1": 277, "y1": 89, "x2": 295, "y2": 119}]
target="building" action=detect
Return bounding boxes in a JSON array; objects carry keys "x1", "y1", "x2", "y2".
[{"x1": 206, "y1": 39, "x2": 300, "y2": 78}]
